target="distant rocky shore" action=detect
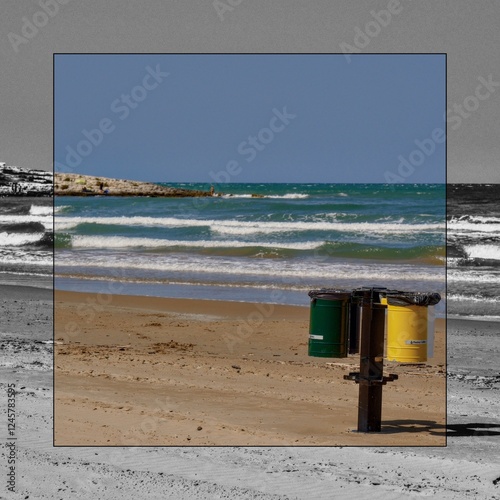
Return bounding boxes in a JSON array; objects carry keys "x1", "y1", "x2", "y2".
[
  {"x1": 55, "y1": 173, "x2": 212, "y2": 197},
  {"x1": 0, "y1": 163, "x2": 52, "y2": 196}
]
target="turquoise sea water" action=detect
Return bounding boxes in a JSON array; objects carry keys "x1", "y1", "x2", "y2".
[{"x1": 55, "y1": 183, "x2": 446, "y2": 313}]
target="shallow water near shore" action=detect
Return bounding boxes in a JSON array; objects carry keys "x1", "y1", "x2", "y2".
[
  {"x1": 55, "y1": 276, "x2": 311, "y2": 306},
  {"x1": 0, "y1": 196, "x2": 53, "y2": 289},
  {"x1": 447, "y1": 184, "x2": 500, "y2": 320},
  {"x1": 55, "y1": 183, "x2": 446, "y2": 309}
]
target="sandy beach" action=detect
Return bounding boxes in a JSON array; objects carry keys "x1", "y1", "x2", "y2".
[
  {"x1": 0, "y1": 285, "x2": 498, "y2": 497},
  {"x1": 54, "y1": 290, "x2": 446, "y2": 446}
]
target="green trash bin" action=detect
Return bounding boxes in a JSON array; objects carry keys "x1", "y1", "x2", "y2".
[{"x1": 308, "y1": 289, "x2": 351, "y2": 358}]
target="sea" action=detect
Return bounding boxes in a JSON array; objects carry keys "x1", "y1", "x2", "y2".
[
  {"x1": 55, "y1": 183, "x2": 447, "y2": 316},
  {"x1": 0, "y1": 196, "x2": 53, "y2": 289},
  {"x1": 447, "y1": 184, "x2": 500, "y2": 321}
]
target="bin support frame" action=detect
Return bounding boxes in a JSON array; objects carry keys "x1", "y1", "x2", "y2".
[
  {"x1": 309, "y1": 286, "x2": 439, "y2": 433},
  {"x1": 344, "y1": 289, "x2": 398, "y2": 432}
]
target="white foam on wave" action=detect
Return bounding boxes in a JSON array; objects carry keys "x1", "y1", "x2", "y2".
[
  {"x1": 0, "y1": 232, "x2": 46, "y2": 246},
  {"x1": 0, "y1": 249, "x2": 52, "y2": 265},
  {"x1": 0, "y1": 215, "x2": 53, "y2": 230},
  {"x1": 68, "y1": 235, "x2": 320, "y2": 250},
  {"x1": 55, "y1": 215, "x2": 443, "y2": 235},
  {"x1": 324, "y1": 212, "x2": 348, "y2": 220},
  {"x1": 266, "y1": 193, "x2": 309, "y2": 199},
  {"x1": 463, "y1": 244, "x2": 500, "y2": 261},
  {"x1": 447, "y1": 293, "x2": 500, "y2": 304},
  {"x1": 448, "y1": 219, "x2": 500, "y2": 233},
  {"x1": 449, "y1": 215, "x2": 500, "y2": 224},
  {"x1": 447, "y1": 314, "x2": 500, "y2": 322},
  {"x1": 220, "y1": 193, "x2": 308, "y2": 199},
  {"x1": 447, "y1": 268, "x2": 500, "y2": 283},
  {"x1": 29, "y1": 205, "x2": 53, "y2": 216},
  {"x1": 55, "y1": 221, "x2": 80, "y2": 230},
  {"x1": 56, "y1": 251, "x2": 442, "y2": 282},
  {"x1": 211, "y1": 225, "x2": 278, "y2": 236},
  {"x1": 54, "y1": 205, "x2": 70, "y2": 214}
]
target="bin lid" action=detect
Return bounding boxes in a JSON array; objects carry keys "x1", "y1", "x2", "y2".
[
  {"x1": 308, "y1": 289, "x2": 351, "y2": 301},
  {"x1": 352, "y1": 286, "x2": 393, "y2": 301},
  {"x1": 385, "y1": 291, "x2": 441, "y2": 307}
]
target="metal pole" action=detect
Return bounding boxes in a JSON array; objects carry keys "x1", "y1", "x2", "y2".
[
  {"x1": 357, "y1": 300, "x2": 386, "y2": 432},
  {"x1": 345, "y1": 288, "x2": 397, "y2": 432},
  {"x1": 348, "y1": 298, "x2": 360, "y2": 355}
]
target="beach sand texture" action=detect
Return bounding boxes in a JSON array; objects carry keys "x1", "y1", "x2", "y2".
[
  {"x1": 54, "y1": 291, "x2": 446, "y2": 446},
  {"x1": 2, "y1": 286, "x2": 500, "y2": 498}
]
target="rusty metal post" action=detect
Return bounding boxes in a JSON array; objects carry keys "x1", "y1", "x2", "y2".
[
  {"x1": 344, "y1": 288, "x2": 398, "y2": 432},
  {"x1": 357, "y1": 300, "x2": 386, "y2": 432}
]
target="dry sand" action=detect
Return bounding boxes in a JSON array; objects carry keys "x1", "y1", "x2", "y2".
[
  {"x1": 54, "y1": 290, "x2": 446, "y2": 446},
  {"x1": 2, "y1": 286, "x2": 500, "y2": 498}
]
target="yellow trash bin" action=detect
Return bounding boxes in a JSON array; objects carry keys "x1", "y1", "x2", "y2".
[{"x1": 384, "y1": 292, "x2": 441, "y2": 363}]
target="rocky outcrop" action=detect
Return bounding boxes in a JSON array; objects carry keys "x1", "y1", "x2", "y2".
[
  {"x1": 55, "y1": 173, "x2": 212, "y2": 197},
  {"x1": 0, "y1": 164, "x2": 52, "y2": 196}
]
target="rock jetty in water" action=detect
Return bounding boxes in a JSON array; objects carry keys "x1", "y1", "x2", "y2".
[
  {"x1": 55, "y1": 173, "x2": 212, "y2": 197},
  {"x1": 0, "y1": 163, "x2": 52, "y2": 196}
]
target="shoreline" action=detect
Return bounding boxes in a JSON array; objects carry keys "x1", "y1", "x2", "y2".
[
  {"x1": 51, "y1": 285, "x2": 500, "y2": 324},
  {"x1": 0, "y1": 283, "x2": 52, "y2": 300},
  {"x1": 0, "y1": 272, "x2": 53, "y2": 292},
  {"x1": 54, "y1": 277, "x2": 448, "y2": 316},
  {"x1": 447, "y1": 313, "x2": 500, "y2": 323},
  {"x1": 55, "y1": 290, "x2": 446, "y2": 446},
  {"x1": 55, "y1": 289, "x2": 309, "y2": 320}
]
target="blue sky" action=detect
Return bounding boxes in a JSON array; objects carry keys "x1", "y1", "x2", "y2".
[{"x1": 55, "y1": 54, "x2": 445, "y2": 183}]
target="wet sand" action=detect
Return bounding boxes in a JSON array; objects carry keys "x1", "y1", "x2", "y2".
[{"x1": 54, "y1": 290, "x2": 446, "y2": 446}]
